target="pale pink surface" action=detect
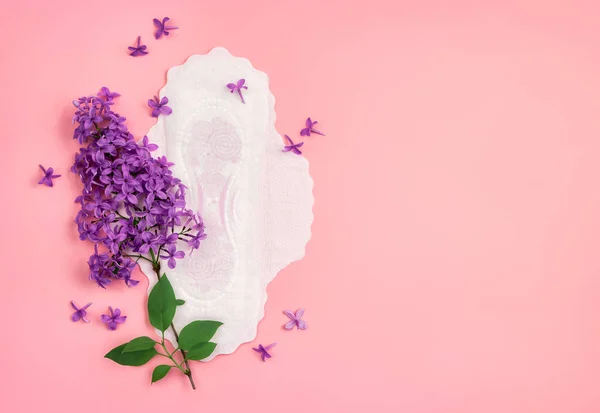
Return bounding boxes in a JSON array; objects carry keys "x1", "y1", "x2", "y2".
[{"x1": 1, "y1": 0, "x2": 600, "y2": 412}]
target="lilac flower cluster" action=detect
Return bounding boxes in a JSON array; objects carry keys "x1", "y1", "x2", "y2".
[{"x1": 71, "y1": 88, "x2": 206, "y2": 288}]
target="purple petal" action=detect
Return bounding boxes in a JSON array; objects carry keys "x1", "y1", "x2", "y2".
[
  {"x1": 173, "y1": 250, "x2": 185, "y2": 259},
  {"x1": 39, "y1": 164, "x2": 46, "y2": 174},
  {"x1": 160, "y1": 106, "x2": 173, "y2": 115},
  {"x1": 160, "y1": 96, "x2": 169, "y2": 105},
  {"x1": 153, "y1": 20, "x2": 163, "y2": 39},
  {"x1": 46, "y1": 167, "x2": 54, "y2": 175},
  {"x1": 282, "y1": 146, "x2": 292, "y2": 153},
  {"x1": 284, "y1": 320, "x2": 296, "y2": 330},
  {"x1": 237, "y1": 79, "x2": 246, "y2": 88},
  {"x1": 148, "y1": 99, "x2": 158, "y2": 108},
  {"x1": 108, "y1": 321, "x2": 117, "y2": 331},
  {"x1": 100, "y1": 314, "x2": 111, "y2": 323},
  {"x1": 126, "y1": 278, "x2": 140, "y2": 287},
  {"x1": 283, "y1": 310, "x2": 296, "y2": 320},
  {"x1": 168, "y1": 258, "x2": 176, "y2": 269},
  {"x1": 114, "y1": 316, "x2": 127, "y2": 324},
  {"x1": 297, "y1": 320, "x2": 308, "y2": 330},
  {"x1": 295, "y1": 142, "x2": 304, "y2": 148},
  {"x1": 300, "y1": 128, "x2": 310, "y2": 136},
  {"x1": 70, "y1": 301, "x2": 79, "y2": 311},
  {"x1": 81, "y1": 302, "x2": 92, "y2": 310},
  {"x1": 306, "y1": 118, "x2": 312, "y2": 127},
  {"x1": 71, "y1": 312, "x2": 82, "y2": 322},
  {"x1": 295, "y1": 308, "x2": 305, "y2": 319},
  {"x1": 112, "y1": 308, "x2": 121, "y2": 317},
  {"x1": 264, "y1": 342, "x2": 277, "y2": 351},
  {"x1": 227, "y1": 83, "x2": 236, "y2": 90}
]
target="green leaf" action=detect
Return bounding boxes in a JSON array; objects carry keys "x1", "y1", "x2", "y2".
[
  {"x1": 151, "y1": 365, "x2": 172, "y2": 383},
  {"x1": 178, "y1": 320, "x2": 223, "y2": 350},
  {"x1": 105, "y1": 343, "x2": 157, "y2": 366},
  {"x1": 122, "y1": 336, "x2": 156, "y2": 353},
  {"x1": 185, "y1": 342, "x2": 217, "y2": 361},
  {"x1": 148, "y1": 275, "x2": 177, "y2": 332},
  {"x1": 176, "y1": 299, "x2": 185, "y2": 306}
]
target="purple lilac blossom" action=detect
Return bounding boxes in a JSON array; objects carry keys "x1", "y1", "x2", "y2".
[
  {"x1": 71, "y1": 301, "x2": 92, "y2": 323},
  {"x1": 226, "y1": 79, "x2": 248, "y2": 104},
  {"x1": 71, "y1": 89, "x2": 207, "y2": 288},
  {"x1": 283, "y1": 308, "x2": 308, "y2": 330},
  {"x1": 101, "y1": 306, "x2": 127, "y2": 331},
  {"x1": 253, "y1": 343, "x2": 276, "y2": 362},
  {"x1": 300, "y1": 117, "x2": 325, "y2": 137},
  {"x1": 153, "y1": 17, "x2": 178, "y2": 39},
  {"x1": 160, "y1": 243, "x2": 185, "y2": 269},
  {"x1": 38, "y1": 165, "x2": 61, "y2": 187},
  {"x1": 282, "y1": 135, "x2": 304, "y2": 155},
  {"x1": 98, "y1": 87, "x2": 120, "y2": 102},
  {"x1": 128, "y1": 36, "x2": 148, "y2": 57},
  {"x1": 148, "y1": 96, "x2": 172, "y2": 118}
]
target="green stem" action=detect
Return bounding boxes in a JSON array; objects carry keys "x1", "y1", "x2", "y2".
[
  {"x1": 159, "y1": 342, "x2": 187, "y2": 374},
  {"x1": 123, "y1": 254, "x2": 153, "y2": 264},
  {"x1": 151, "y1": 258, "x2": 196, "y2": 390}
]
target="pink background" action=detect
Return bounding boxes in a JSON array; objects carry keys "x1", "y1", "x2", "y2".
[{"x1": 2, "y1": 0, "x2": 600, "y2": 411}]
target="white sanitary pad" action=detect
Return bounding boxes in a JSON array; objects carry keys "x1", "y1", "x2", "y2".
[{"x1": 139, "y1": 47, "x2": 314, "y2": 360}]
